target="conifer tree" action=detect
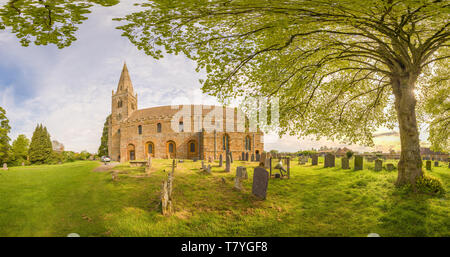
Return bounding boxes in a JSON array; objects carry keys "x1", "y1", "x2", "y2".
[
  {"x1": 98, "y1": 115, "x2": 110, "y2": 157},
  {"x1": 29, "y1": 124, "x2": 53, "y2": 164}
]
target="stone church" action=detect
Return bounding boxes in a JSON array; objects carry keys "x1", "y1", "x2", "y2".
[{"x1": 108, "y1": 63, "x2": 264, "y2": 162}]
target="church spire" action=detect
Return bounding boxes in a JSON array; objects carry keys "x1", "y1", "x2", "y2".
[{"x1": 116, "y1": 62, "x2": 134, "y2": 94}]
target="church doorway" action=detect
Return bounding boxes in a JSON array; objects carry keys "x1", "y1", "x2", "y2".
[{"x1": 128, "y1": 144, "x2": 136, "y2": 161}]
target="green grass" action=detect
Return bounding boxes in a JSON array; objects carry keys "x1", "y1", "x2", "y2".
[{"x1": 0, "y1": 159, "x2": 448, "y2": 237}]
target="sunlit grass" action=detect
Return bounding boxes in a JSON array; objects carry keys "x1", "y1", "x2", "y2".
[{"x1": 0, "y1": 158, "x2": 448, "y2": 237}]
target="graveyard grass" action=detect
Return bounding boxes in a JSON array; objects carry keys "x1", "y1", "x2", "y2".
[{"x1": 0, "y1": 159, "x2": 449, "y2": 237}]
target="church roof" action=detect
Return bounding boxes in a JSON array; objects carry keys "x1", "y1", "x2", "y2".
[
  {"x1": 126, "y1": 105, "x2": 237, "y2": 121},
  {"x1": 116, "y1": 62, "x2": 134, "y2": 94}
]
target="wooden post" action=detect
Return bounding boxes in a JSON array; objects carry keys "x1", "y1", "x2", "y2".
[
  {"x1": 269, "y1": 157, "x2": 272, "y2": 177},
  {"x1": 287, "y1": 157, "x2": 290, "y2": 179}
]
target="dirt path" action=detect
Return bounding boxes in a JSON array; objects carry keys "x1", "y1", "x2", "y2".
[{"x1": 93, "y1": 162, "x2": 120, "y2": 172}]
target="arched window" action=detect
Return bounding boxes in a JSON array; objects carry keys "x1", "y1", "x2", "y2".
[
  {"x1": 157, "y1": 123, "x2": 162, "y2": 133},
  {"x1": 169, "y1": 143, "x2": 174, "y2": 153},
  {"x1": 190, "y1": 142, "x2": 195, "y2": 152},
  {"x1": 118, "y1": 100, "x2": 122, "y2": 108},
  {"x1": 118, "y1": 129, "x2": 120, "y2": 135},
  {"x1": 138, "y1": 125, "x2": 142, "y2": 135},
  {"x1": 222, "y1": 134, "x2": 230, "y2": 151},
  {"x1": 245, "y1": 135, "x2": 251, "y2": 151},
  {"x1": 146, "y1": 141, "x2": 155, "y2": 157},
  {"x1": 179, "y1": 121, "x2": 184, "y2": 132},
  {"x1": 166, "y1": 141, "x2": 176, "y2": 158}
]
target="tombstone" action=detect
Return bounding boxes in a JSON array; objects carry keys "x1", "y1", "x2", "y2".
[
  {"x1": 252, "y1": 167, "x2": 269, "y2": 200},
  {"x1": 225, "y1": 153, "x2": 231, "y2": 172},
  {"x1": 260, "y1": 152, "x2": 266, "y2": 166},
  {"x1": 354, "y1": 155, "x2": 363, "y2": 171},
  {"x1": 386, "y1": 163, "x2": 394, "y2": 171},
  {"x1": 265, "y1": 158, "x2": 271, "y2": 169},
  {"x1": 2, "y1": 163, "x2": 7, "y2": 170},
  {"x1": 426, "y1": 160, "x2": 432, "y2": 170},
  {"x1": 201, "y1": 160, "x2": 206, "y2": 170},
  {"x1": 145, "y1": 156, "x2": 152, "y2": 172},
  {"x1": 324, "y1": 154, "x2": 335, "y2": 168},
  {"x1": 256, "y1": 153, "x2": 260, "y2": 162},
  {"x1": 251, "y1": 154, "x2": 255, "y2": 162},
  {"x1": 236, "y1": 166, "x2": 248, "y2": 180},
  {"x1": 229, "y1": 152, "x2": 233, "y2": 163},
  {"x1": 241, "y1": 152, "x2": 245, "y2": 161},
  {"x1": 311, "y1": 155, "x2": 318, "y2": 166},
  {"x1": 341, "y1": 157, "x2": 350, "y2": 169},
  {"x1": 234, "y1": 166, "x2": 248, "y2": 191},
  {"x1": 434, "y1": 161, "x2": 439, "y2": 167},
  {"x1": 206, "y1": 165, "x2": 212, "y2": 174},
  {"x1": 219, "y1": 154, "x2": 223, "y2": 167},
  {"x1": 161, "y1": 174, "x2": 173, "y2": 216},
  {"x1": 374, "y1": 159, "x2": 383, "y2": 171},
  {"x1": 245, "y1": 152, "x2": 249, "y2": 161}
]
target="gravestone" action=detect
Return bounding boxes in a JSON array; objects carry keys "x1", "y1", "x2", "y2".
[
  {"x1": 374, "y1": 159, "x2": 383, "y2": 171},
  {"x1": 386, "y1": 163, "x2": 394, "y2": 171},
  {"x1": 354, "y1": 156, "x2": 363, "y2": 171},
  {"x1": 236, "y1": 166, "x2": 248, "y2": 180},
  {"x1": 206, "y1": 165, "x2": 211, "y2": 174},
  {"x1": 341, "y1": 157, "x2": 350, "y2": 169},
  {"x1": 252, "y1": 167, "x2": 269, "y2": 200},
  {"x1": 251, "y1": 154, "x2": 255, "y2": 162},
  {"x1": 161, "y1": 171, "x2": 174, "y2": 216},
  {"x1": 219, "y1": 154, "x2": 223, "y2": 167},
  {"x1": 256, "y1": 153, "x2": 260, "y2": 162},
  {"x1": 225, "y1": 154, "x2": 231, "y2": 172},
  {"x1": 201, "y1": 160, "x2": 206, "y2": 170},
  {"x1": 234, "y1": 166, "x2": 248, "y2": 191},
  {"x1": 2, "y1": 163, "x2": 7, "y2": 170},
  {"x1": 434, "y1": 161, "x2": 439, "y2": 167},
  {"x1": 426, "y1": 160, "x2": 431, "y2": 170},
  {"x1": 242, "y1": 152, "x2": 245, "y2": 161},
  {"x1": 229, "y1": 152, "x2": 233, "y2": 163},
  {"x1": 145, "y1": 156, "x2": 152, "y2": 172},
  {"x1": 311, "y1": 155, "x2": 318, "y2": 166},
  {"x1": 245, "y1": 152, "x2": 249, "y2": 161},
  {"x1": 324, "y1": 154, "x2": 335, "y2": 168}
]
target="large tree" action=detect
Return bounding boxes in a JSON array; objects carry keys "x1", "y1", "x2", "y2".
[
  {"x1": 0, "y1": 107, "x2": 11, "y2": 164},
  {"x1": 98, "y1": 114, "x2": 110, "y2": 157},
  {"x1": 117, "y1": 0, "x2": 449, "y2": 188}
]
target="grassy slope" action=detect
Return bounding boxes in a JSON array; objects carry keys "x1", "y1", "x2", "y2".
[{"x1": 0, "y1": 159, "x2": 448, "y2": 237}]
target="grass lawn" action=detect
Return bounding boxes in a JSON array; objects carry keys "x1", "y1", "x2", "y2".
[{"x1": 0, "y1": 159, "x2": 448, "y2": 237}]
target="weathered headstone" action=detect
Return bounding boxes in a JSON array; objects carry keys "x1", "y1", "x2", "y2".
[
  {"x1": 201, "y1": 160, "x2": 206, "y2": 170},
  {"x1": 354, "y1": 155, "x2": 363, "y2": 171},
  {"x1": 341, "y1": 157, "x2": 350, "y2": 169},
  {"x1": 225, "y1": 153, "x2": 231, "y2": 172},
  {"x1": 219, "y1": 154, "x2": 223, "y2": 167},
  {"x1": 245, "y1": 152, "x2": 249, "y2": 161},
  {"x1": 242, "y1": 152, "x2": 245, "y2": 161},
  {"x1": 374, "y1": 159, "x2": 382, "y2": 171},
  {"x1": 434, "y1": 161, "x2": 439, "y2": 167},
  {"x1": 256, "y1": 153, "x2": 260, "y2": 162},
  {"x1": 324, "y1": 154, "x2": 335, "y2": 168},
  {"x1": 426, "y1": 160, "x2": 432, "y2": 170},
  {"x1": 252, "y1": 167, "x2": 269, "y2": 200},
  {"x1": 145, "y1": 156, "x2": 152, "y2": 172},
  {"x1": 229, "y1": 152, "x2": 233, "y2": 163},
  {"x1": 251, "y1": 154, "x2": 255, "y2": 162},
  {"x1": 206, "y1": 164, "x2": 212, "y2": 174},
  {"x1": 234, "y1": 166, "x2": 248, "y2": 191},
  {"x1": 386, "y1": 163, "x2": 394, "y2": 171},
  {"x1": 2, "y1": 163, "x2": 7, "y2": 170},
  {"x1": 311, "y1": 155, "x2": 318, "y2": 166}
]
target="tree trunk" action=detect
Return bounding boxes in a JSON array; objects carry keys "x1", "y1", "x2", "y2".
[{"x1": 391, "y1": 73, "x2": 423, "y2": 188}]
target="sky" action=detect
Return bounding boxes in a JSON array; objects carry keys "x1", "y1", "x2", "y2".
[{"x1": 0, "y1": 1, "x2": 410, "y2": 154}]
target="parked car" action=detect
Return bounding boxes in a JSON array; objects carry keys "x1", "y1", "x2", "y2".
[{"x1": 101, "y1": 156, "x2": 111, "y2": 163}]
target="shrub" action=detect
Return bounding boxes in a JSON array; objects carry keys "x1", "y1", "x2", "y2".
[
  {"x1": 416, "y1": 174, "x2": 446, "y2": 196},
  {"x1": 346, "y1": 151, "x2": 354, "y2": 159}
]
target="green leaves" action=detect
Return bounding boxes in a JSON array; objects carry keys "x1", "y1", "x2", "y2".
[
  {"x1": 117, "y1": 0, "x2": 449, "y2": 148},
  {"x1": 0, "y1": 0, "x2": 119, "y2": 48},
  {"x1": 0, "y1": 107, "x2": 11, "y2": 164}
]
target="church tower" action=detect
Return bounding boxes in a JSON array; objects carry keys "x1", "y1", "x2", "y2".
[{"x1": 108, "y1": 62, "x2": 138, "y2": 161}]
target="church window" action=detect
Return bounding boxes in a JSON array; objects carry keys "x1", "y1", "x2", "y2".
[
  {"x1": 138, "y1": 125, "x2": 142, "y2": 135},
  {"x1": 157, "y1": 123, "x2": 162, "y2": 133},
  {"x1": 179, "y1": 121, "x2": 184, "y2": 132}
]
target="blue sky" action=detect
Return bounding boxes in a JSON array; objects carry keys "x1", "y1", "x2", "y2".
[{"x1": 0, "y1": 1, "x2": 407, "y2": 153}]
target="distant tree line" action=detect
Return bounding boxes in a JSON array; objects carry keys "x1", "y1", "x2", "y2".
[{"x1": 0, "y1": 107, "x2": 95, "y2": 166}]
